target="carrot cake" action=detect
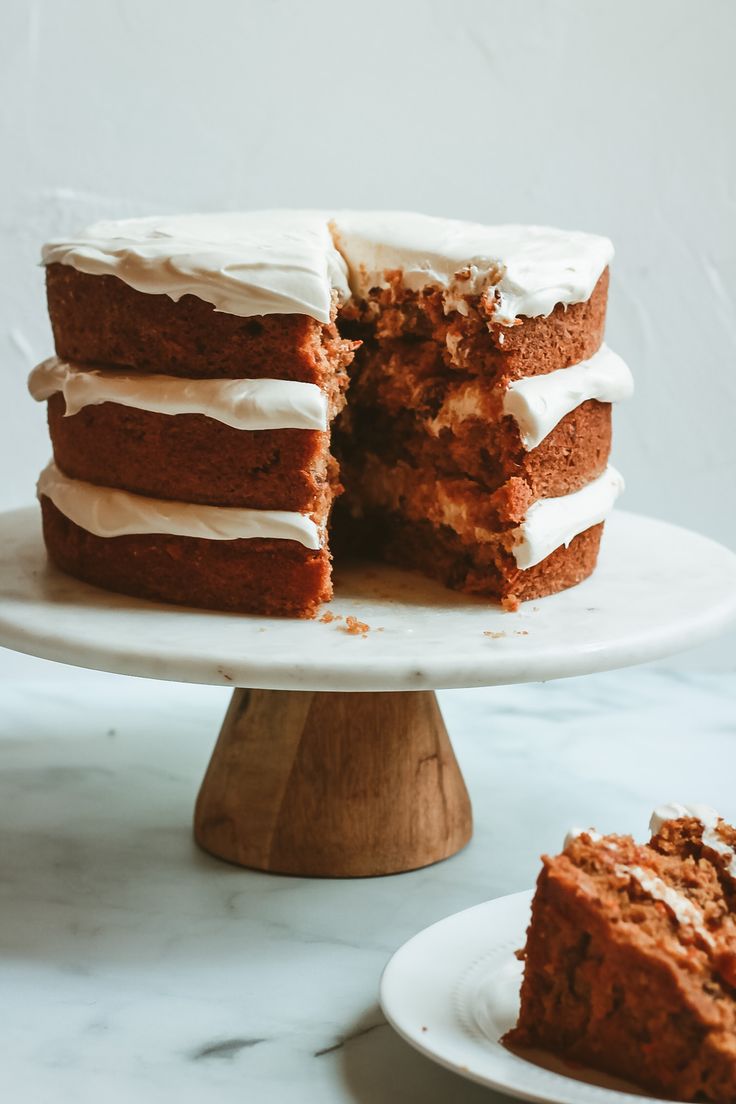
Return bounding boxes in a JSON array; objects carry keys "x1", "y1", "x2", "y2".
[
  {"x1": 30, "y1": 211, "x2": 632, "y2": 616},
  {"x1": 505, "y1": 804, "x2": 736, "y2": 1102}
]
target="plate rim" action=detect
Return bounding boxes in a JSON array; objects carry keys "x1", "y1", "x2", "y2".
[{"x1": 380, "y1": 891, "x2": 543, "y2": 1102}]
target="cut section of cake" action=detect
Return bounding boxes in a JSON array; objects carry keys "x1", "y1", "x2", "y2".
[
  {"x1": 505, "y1": 806, "x2": 736, "y2": 1102},
  {"x1": 31, "y1": 210, "x2": 632, "y2": 616}
]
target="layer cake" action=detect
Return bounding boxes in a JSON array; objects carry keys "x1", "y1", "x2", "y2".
[{"x1": 31, "y1": 211, "x2": 633, "y2": 616}]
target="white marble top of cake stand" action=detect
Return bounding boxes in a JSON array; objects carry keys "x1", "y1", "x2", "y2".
[{"x1": 1, "y1": 506, "x2": 735, "y2": 692}]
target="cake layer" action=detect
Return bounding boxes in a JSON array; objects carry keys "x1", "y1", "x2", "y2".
[
  {"x1": 40, "y1": 497, "x2": 331, "y2": 617},
  {"x1": 344, "y1": 340, "x2": 629, "y2": 426},
  {"x1": 332, "y1": 212, "x2": 613, "y2": 324},
  {"x1": 46, "y1": 212, "x2": 611, "y2": 385},
  {"x1": 45, "y1": 264, "x2": 357, "y2": 383},
  {"x1": 37, "y1": 462, "x2": 325, "y2": 547},
  {"x1": 332, "y1": 508, "x2": 603, "y2": 607},
  {"x1": 422, "y1": 344, "x2": 631, "y2": 446},
  {"x1": 338, "y1": 399, "x2": 611, "y2": 500},
  {"x1": 514, "y1": 466, "x2": 623, "y2": 569},
  {"x1": 345, "y1": 269, "x2": 609, "y2": 379},
  {"x1": 43, "y1": 211, "x2": 351, "y2": 323},
  {"x1": 337, "y1": 334, "x2": 620, "y2": 499},
  {"x1": 342, "y1": 375, "x2": 613, "y2": 487},
  {"x1": 44, "y1": 210, "x2": 613, "y2": 326},
  {"x1": 501, "y1": 345, "x2": 631, "y2": 449},
  {"x1": 338, "y1": 454, "x2": 622, "y2": 567},
  {"x1": 45, "y1": 392, "x2": 335, "y2": 510},
  {"x1": 29, "y1": 357, "x2": 332, "y2": 431}
]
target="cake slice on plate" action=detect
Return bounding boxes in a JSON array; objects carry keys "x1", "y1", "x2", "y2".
[{"x1": 505, "y1": 805, "x2": 736, "y2": 1102}]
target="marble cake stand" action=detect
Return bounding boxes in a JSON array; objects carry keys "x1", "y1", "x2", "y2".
[{"x1": 2, "y1": 505, "x2": 736, "y2": 878}]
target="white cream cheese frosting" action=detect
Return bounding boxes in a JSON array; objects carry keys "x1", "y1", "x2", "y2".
[
  {"x1": 43, "y1": 210, "x2": 613, "y2": 326},
  {"x1": 564, "y1": 826, "x2": 603, "y2": 847},
  {"x1": 565, "y1": 823, "x2": 716, "y2": 948},
  {"x1": 405, "y1": 464, "x2": 622, "y2": 565},
  {"x1": 512, "y1": 464, "x2": 624, "y2": 570},
  {"x1": 562, "y1": 810, "x2": 729, "y2": 953},
  {"x1": 650, "y1": 803, "x2": 736, "y2": 879},
  {"x1": 615, "y1": 863, "x2": 715, "y2": 947},
  {"x1": 37, "y1": 463, "x2": 322, "y2": 549},
  {"x1": 28, "y1": 357, "x2": 329, "y2": 432},
  {"x1": 331, "y1": 211, "x2": 613, "y2": 322},
  {"x1": 42, "y1": 211, "x2": 350, "y2": 325},
  {"x1": 503, "y1": 345, "x2": 633, "y2": 450},
  {"x1": 649, "y1": 802, "x2": 721, "y2": 835},
  {"x1": 428, "y1": 345, "x2": 633, "y2": 449}
]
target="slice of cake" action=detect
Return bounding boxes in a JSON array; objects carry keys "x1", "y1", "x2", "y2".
[
  {"x1": 505, "y1": 806, "x2": 736, "y2": 1101},
  {"x1": 31, "y1": 210, "x2": 632, "y2": 616}
]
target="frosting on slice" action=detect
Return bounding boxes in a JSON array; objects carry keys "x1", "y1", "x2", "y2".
[
  {"x1": 650, "y1": 803, "x2": 736, "y2": 879},
  {"x1": 564, "y1": 826, "x2": 620, "y2": 852},
  {"x1": 650, "y1": 802, "x2": 722, "y2": 835},
  {"x1": 42, "y1": 211, "x2": 350, "y2": 324},
  {"x1": 512, "y1": 465, "x2": 624, "y2": 570},
  {"x1": 331, "y1": 211, "x2": 613, "y2": 323},
  {"x1": 28, "y1": 358, "x2": 329, "y2": 432},
  {"x1": 37, "y1": 463, "x2": 322, "y2": 549},
  {"x1": 504, "y1": 345, "x2": 633, "y2": 450},
  {"x1": 564, "y1": 826, "x2": 603, "y2": 847},
  {"x1": 615, "y1": 862, "x2": 715, "y2": 949}
]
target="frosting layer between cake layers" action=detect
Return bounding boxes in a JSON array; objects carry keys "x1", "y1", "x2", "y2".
[
  {"x1": 503, "y1": 345, "x2": 632, "y2": 450},
  {"x1": 512, "y1": 466, "x2": 624, "y2": 569},
  {"x1": 29, "y1": 358, "x2": 329, "y2": 431},
  {"x1": 428, "y1": 344, "x2": 632, "y2": 450},
  {"x1": 29, "y1": 346, "x2": 631, "y2": 450},
  {"x1": 38, "y1": 461, "x2": 623, "y2": 569},
  {"x1": 43, "y1": 210, "x2": 613, "y2": 326},
  {"x1": 614, "y1": 863, "x2": 715, "y2": 946},
  {"x1": 36, "y1": 463, "x2": 323, "y2": 549}
]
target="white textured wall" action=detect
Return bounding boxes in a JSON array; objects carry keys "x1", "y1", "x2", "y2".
[{"x1": 2, "y1": 0, "x2": 735, "y2": 662}]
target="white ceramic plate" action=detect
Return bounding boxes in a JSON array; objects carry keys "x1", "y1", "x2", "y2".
[{"x1": 380, "y1": 891, "x2": 678, "y2": 1103}]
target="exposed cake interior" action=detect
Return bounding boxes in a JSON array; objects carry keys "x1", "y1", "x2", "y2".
[
  {"x1": 332, "y1": 263, "x2": 622, "y2": 602},
  {"x1": 506, "y1": 804, "x2": 736, "y2": 1102},
  {"x1": 33, "y1": 211, "x2": 633, "y2": 615}
]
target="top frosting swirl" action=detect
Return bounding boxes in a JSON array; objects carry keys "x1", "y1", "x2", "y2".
[{"x1": 43, "y1": 209, "x2": 614, "y2": 326}]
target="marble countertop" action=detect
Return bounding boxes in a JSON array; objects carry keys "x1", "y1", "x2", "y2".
[{"x1": 1, "y1": 649, "x2": 735, "y2": 1104}]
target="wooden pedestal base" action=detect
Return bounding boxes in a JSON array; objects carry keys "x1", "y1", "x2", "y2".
[{"x1": 194, "y1": 688, "x2": 472, "y2": 878}]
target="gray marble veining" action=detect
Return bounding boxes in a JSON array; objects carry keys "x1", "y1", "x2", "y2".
[{"x1": 1, "y1": 654, "x2": 735, "y2": 1101}]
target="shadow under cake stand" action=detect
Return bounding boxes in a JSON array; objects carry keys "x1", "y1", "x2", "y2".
[{"x1": 2, "y1": 506, "x2": 736, "y2": 878}]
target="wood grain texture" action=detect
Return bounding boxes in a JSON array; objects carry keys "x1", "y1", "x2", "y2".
[{"x1": 194, "y1": 688, "x2": 472, "y2": 877}]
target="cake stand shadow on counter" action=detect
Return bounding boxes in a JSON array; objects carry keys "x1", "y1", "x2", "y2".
[{"x1": 2, "y1": 505, "x2": 736, "y2": 879}]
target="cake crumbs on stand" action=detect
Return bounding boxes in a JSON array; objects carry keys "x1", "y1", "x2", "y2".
[{"x1": 344, "y1": 615, "x2": 370, "y2": 636}]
